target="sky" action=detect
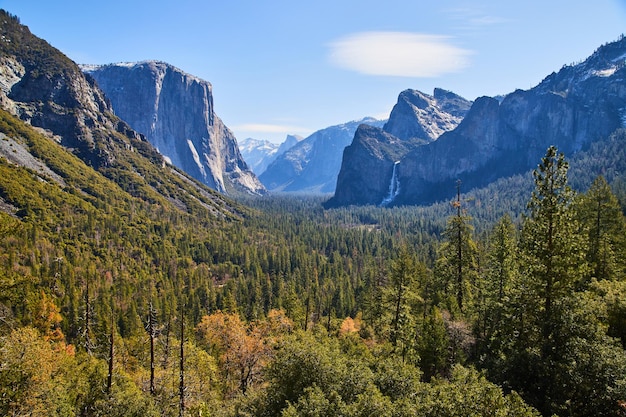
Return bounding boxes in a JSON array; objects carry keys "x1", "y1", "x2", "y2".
[{"x1": 1, "y1": 1, "x2": 625, "y2": 143}]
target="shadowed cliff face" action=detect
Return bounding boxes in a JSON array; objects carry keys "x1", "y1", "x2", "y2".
[
  {"x1": 330, "y1": 36, "x2": 626, "y2": 207},
  {"x1": 325, "y1": 125, "x2": 423, "y2": 207},
  {"x1": 84, "y1": 61, "x2": 265, "y2": 195},
  {"x1": 326, "y1": 88, "x2": 470, "y2": 207}
]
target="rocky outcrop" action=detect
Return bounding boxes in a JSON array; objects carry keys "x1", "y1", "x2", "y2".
[
  {"x1": 383, "y1": 88, "x2": 471, "y2": 141},
  {"x1": 260, "y1": 118, "x2": 384, "y2": 194},
  {"x1": 330, "y1": 36, "x2": 626, "y2": 207},
  {"x1": 83, "y1": 61, "x2": 265, "y2": 195},
  {"x1": 0, "y1": 12, "x2": 143, "y2": 169}
]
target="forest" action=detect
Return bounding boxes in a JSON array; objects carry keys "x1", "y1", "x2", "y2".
[{"x1": 1, "y1": 106, "x2": 626, "y2": 416}]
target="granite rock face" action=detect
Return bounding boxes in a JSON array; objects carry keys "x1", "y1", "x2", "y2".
[
  {"x1": 330, "y1": 36, "x2": 626, "y2": 207},
  {"x1": 326, "y1": 88, "x2": 471, "y2": 206},
  {"x1": 383, "y1": 88, "x2": 471, "y2": 141},
  {"x1": 83, "y1": 61, "x2": 265, "y2": 195},
  {"x1": 328, "y1": 124, "x2": 423, "y2": 206}
]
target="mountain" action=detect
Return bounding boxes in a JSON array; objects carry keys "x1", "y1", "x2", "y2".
[
  {"x1": 329, "y1": 36, "x2": 626, "y2": 207},
  {"x1": 383, "y1": 88, "x2": 471, "y2": 141},
  {"x1": 239, "y1": 134, "x2": 303, "y2": 176},
  {"x1": 259, "y1": 118, "x2": 385, "y2": 194},
  {"x1": 82, "y1": 61, "x2": 265, "y2": 196},
  {"x1": 0, "y1": 10, "x2": 241, "y2": 218}
]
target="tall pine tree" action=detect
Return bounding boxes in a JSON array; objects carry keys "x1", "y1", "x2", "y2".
[
  {"x1": 575, "y1": 175, "x2": 626, "y2": 283},
  {"x1": 435, "y1": 181, "x2": 478, "y2": 314},
  {"x1": 515, "y1": 146, "x2": 588, "y2": 414}
]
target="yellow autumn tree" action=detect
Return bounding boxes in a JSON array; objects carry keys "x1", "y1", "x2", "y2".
[{"x1": 196, "y1": 311, "x2": 271, "y2": 395}]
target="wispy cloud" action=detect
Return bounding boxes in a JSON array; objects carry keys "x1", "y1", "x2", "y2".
[
  {"x1": 328, "y1": 32, "x2": 472, "y2": 78},
  {"x1": 445, "y1": 7, "x2": 509, "y2": 31}
]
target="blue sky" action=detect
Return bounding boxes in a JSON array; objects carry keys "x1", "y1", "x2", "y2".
[{"x1": 1, "y1": 1, "x2": 625, "y2": 143}]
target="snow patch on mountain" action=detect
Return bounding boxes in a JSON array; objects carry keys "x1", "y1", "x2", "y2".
[{"x1": 593, "y1": 67, "x2": 617, "y2": 77}]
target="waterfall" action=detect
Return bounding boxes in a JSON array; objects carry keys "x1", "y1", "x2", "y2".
[{"x1": 380, "y1": 161, "x2": 400, "y2": 206}]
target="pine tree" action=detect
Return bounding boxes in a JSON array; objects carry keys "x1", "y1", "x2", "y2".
[
  {"x1": 481, "y1": 215, "x2": 518, "y2": 345},
  {"x1": 516, "y1": 146, "x2": 588, "y2": 414},
  {"x1": 520, "y1": 146, "x2": 587, "y2": 344},
  {"x1": 147, "y1": 301, "x2": 157, "y2": 396},
  {"x1": 576, "y1": 175, "x2": 626, "y2": 283},
  {"x1": 385, "y1": 245, "x2": 430, "y2": 364},
  {"x1": 435, "y1": 181, "x2": 478, "y2": 314},
  {"x1": 417, "y1": 306, "x2": 449, "y2": 381}
]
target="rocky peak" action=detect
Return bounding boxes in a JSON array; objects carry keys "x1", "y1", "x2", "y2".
[
  {"x1": 433, "y1": 88, "x2": 473, "y2": 117},
  {"x1": 382, "y1": 88, "x2": 471, "y2": 142},
  {"x1": 84, "y1": 61, "x2": 265, "y2": 195},
  {"x1": 277, "y1": 134, "x2": 303, "y2": 155}
]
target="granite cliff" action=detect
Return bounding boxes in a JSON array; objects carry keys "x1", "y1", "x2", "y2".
[
  {"x1": 329, "y1": 36, "x2": 626, "y2": 207},
  {"x1": 328, "y1": 124, "x2": 424, "y2": 206},
  {"x1": 383, "y1": 88, "x2": 471, "y2": 141},
  {"x1": 83, "y1": 61, "x2": 265, "y2": 195}
]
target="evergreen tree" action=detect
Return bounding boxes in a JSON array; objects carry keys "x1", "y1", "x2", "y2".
[
  {"x1": 417, "y1": 306, "x2": 449, "y2": 381},
  {"x1": 477, "y1": 215, "x2": 518, "y2": 358},
  {"x1": 520, "y1": 146, "x2": 587, "y2": 345},
  {"x1": 386, "y1": 245, "x2": 425, "y2": 362},
  {"x1": 435, "y1": 182, "x2": 478, "y2": 314},
  {"x1": 361, "y1": 258, "x2": 387, "y2": 339},
  {"x1": 508, "y1": 147, "x2": 592, "y2": 415},
  {"x1": 575, "y1": 175, "x2": 626, "y2": 283}
]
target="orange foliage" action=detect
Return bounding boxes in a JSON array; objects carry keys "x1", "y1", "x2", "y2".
[
  {"x1": 339, "y1": 317, "x2": 359, "y2": 335},
  {"x1": 33, "y1": 290, "x2": 65, "y2": 344},
  {"x1": 196, "y1": 310, "x2": 292, "y2": 394}
]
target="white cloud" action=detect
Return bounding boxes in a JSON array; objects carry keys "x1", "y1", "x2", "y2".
[{"x1": 328, "y1": 32, "x2": 472, "y2": 78}]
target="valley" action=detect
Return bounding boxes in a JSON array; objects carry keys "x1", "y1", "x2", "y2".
[{"x1": 0, "y1": 9, "x2": 625, "y2": 417}]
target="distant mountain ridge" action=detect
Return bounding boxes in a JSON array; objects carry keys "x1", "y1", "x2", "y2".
[
  {"x1": 328, "y1": 36, "x2": 626, "y2": 207},
  {"x1": 259, "y1": 117, "x2": 385, "y2": 194},
  {"x1": 82, "y1": 61, "x2": 265, "y2": 195}
]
